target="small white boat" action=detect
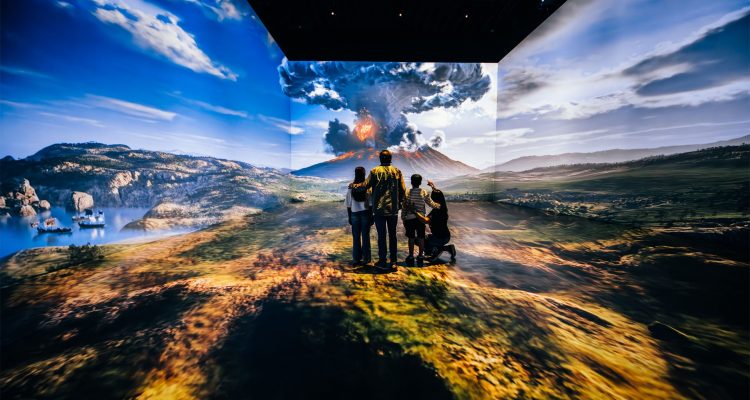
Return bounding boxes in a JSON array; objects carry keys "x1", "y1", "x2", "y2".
[{"x1": 78, "y1": 209, "x2": 106, "y2": 228}]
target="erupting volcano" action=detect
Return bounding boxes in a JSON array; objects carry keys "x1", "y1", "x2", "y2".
[
  {"x1": 292, "y1": 146, "x2": 479, "y2": 180},
  {"x1": 353, "y1": 108, "x2": 377, "y2": 142},
  {"x1": 279, "y1": 62, "x2": 491, "y2": 180},
  {"x1": 279, "y1": 61, "x2": 491, "y2": 155}
]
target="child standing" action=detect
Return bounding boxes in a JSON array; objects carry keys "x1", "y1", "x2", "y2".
[{"x1": 402, "y1": 174, "x2": 440, "y2": 267}]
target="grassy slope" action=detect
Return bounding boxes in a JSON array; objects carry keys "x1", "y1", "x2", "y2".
[
  {"x1": 440, "y1": 145, "x2": 750, "y2": 228},
  {"x1": 1, "y1": 202, "x2": 747, "y2": 399}
]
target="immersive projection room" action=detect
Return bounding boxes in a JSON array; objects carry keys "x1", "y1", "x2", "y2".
[{"x1": 1, "y1": 0, "x2": 748, "y2": 398}]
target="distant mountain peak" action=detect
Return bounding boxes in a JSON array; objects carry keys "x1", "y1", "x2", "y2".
[
  {"x1": 293, "y1": 147, "x2": 478, "y2": 180},
  {"x1": 29, "y1": 142, "x2": 132, "y2": 161}
]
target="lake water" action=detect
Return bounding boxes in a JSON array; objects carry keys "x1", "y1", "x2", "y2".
[{"x1": 0, "y1": 207, "x2": 192, "y2": 258}]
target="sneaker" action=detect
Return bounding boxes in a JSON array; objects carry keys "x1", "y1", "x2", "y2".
[
  {"x1": 375, "y1": 260, "x2": 387, "y2": 269},
  {"x1": 362, "y1": 258, "x2": 372, "y2": 266},
  {"x1": 405, "y1": 255, "x2": 414, "y2": 267},
  {"x1": 416, "y1": 255, "x2": 424, "y2": 267}
]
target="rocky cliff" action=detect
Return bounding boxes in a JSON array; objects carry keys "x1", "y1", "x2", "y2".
[
  {"x1": 0, "y1": 179, "x2": 51, "y2": 217},
  {"x1": 0, "y1": 143, "x2": 337, "y2": 228},
  {"x1": 70, "y1": 191, "x2": 95, "y2": 212}
]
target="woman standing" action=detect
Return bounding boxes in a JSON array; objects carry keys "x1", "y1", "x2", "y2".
[{"x1": 346, "y1": 166, "x2": 372, "y2": 265}]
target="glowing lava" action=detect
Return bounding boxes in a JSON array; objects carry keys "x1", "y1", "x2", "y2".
[{"x1": 353, "y1": 108, "x2": 377, "y2": 142}]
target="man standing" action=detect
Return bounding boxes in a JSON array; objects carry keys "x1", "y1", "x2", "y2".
[{"x1": 350, "y1": 149, "x2": 406, "y2": 271}]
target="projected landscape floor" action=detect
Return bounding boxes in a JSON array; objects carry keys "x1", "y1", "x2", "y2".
[{"x1": 2, "y1": 202, "x2": 747, "y2": 399}]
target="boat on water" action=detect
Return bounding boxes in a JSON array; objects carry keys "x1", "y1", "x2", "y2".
[
  {"x1": 72, "y1": 209, "x2": 93, "y2": 222},
  {"x1": 32, "y1": 217, "x2": 72, "y2": 234},
  {"x1": 78, "y1": 209, "x2": 106, "y2": 228}
]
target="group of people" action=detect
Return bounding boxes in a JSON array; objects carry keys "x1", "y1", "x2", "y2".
[{"x1": 345, "y1": 149, "x2": 456, "y2": 271}]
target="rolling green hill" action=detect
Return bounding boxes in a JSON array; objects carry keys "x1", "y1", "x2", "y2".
[{"x1": 440, "y1": 145, "x2": 750, "y2": 230}]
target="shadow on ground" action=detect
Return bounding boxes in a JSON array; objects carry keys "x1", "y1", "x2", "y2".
[
  {"x1": 209, "y1": 300, "x2": 452, "y2": 400},
  {"x1": 1, "y1": 201, "x2": 747, "y2": 399}
]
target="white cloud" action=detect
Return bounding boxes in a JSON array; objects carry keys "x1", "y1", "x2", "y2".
[
  {"x1": 259, "y1": 114, "x2": 304, "y2": 135},
  {"x1": 498, "y1": 8, "x2": 750, "y2": 121},
  {"x1": 288, "y1": 126, "x2": 304, "y2": 135},
  {"x1": 181, "y1": 0, "x2": 246, "y2": 21},
  {"x1": 498, "y1": 63, "x2": 750, "y2": 120},
  {"x1": 189, "y1": 100, "x2": 247, "y2": 118},
  {"x1": 130, "y1": 131, "x2": 228, "y2": 148},
  {"x1": 0, "y1": 65, "x2": 53, "y2": 80},
  {"x1": 459, "y1": 63, "x2": 498, "y2": 118},
  {"x1": 308, "y1": 83, "x2": 343, "y2": 101},
  {"x1": 450, "y1": 133, "x2": 496, "y2": 146},
  {"x1": 168, "y1": 93, "x2": 248, "y2": 117},
  {"x1": 56, "y1": 1, "x2": 73, "y2": 9},
  {"x1": 92, "y1": 0, "x2": 237, "y2": 80},
  {"x1": 406, "y1": 63, "x2": 497, "y2": 128},
  {"x1": 406, "y1": 108, "x2": 456, "y2": 129},
  {"x1": 217, "y1": 0, "x2": 242, "y2": 20},
  {"x1": 304, "y1": 120, "x2": 330, "y2": 129},
  {"x1": 450, "y1": 127, "x2": 613, "y2": 149},
  {"x1": 38, "y1": 111, "x2": 105, "y2": 127},
  {"x1": 87, "y1": 95, "x2": 177, "y2": 121},
  {"x1": 0, "y1": 99, "x2": 36, "y2": 108}
]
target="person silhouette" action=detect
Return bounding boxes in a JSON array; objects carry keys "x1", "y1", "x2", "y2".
[
  {"x1": 424, "y1": 180, "x2": 456, "y2": 262},
  {"x1": 349, "y1": 150, "x2": 406, "y2": 271},
  {"x1": 346, "y1": 166, "x2": 372, "y2": 266}
]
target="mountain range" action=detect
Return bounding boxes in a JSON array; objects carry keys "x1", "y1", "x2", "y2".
[
  {"x1": 487, "y1": 135, "x2": 750, "y2": 172},
  {"x1": 0, "y1": 143, "x2": 337, "y2": 228}
]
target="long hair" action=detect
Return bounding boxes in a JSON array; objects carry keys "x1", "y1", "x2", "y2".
[
  {"x1": 431, "y1": 189, "x2": 448, "y2": 216},
  {"x1": 351, "y1": 166, "x2": 367, "y2": 202}
]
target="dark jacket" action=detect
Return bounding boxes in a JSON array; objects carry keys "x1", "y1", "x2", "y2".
[
  {"x1": 428, "y1": 208, "x2": 450, "y2": 241},
  {"x1": 351, "y1": 164, "x2": 407, "y2": 216}
]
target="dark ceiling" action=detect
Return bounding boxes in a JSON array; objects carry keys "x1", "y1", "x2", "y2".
[{"x1": 246, "y1": 0, "x2": 567, "y2": 63}]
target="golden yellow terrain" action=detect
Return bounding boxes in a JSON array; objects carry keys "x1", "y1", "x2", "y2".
[{"x1": 1, "y1": 202, "x2": 747, "y2": 399}]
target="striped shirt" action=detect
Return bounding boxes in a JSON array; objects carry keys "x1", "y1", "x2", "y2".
[{"x1": 403, "y1": 187, "x2": 440, "y2": 220}]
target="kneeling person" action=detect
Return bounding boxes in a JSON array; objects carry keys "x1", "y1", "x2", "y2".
[
  {"x1": 424, "y1": 180, "x2": 456, "y2": 262},
  {"x1": 403, "y1": 174, "x2": 440, "y2": 266}
]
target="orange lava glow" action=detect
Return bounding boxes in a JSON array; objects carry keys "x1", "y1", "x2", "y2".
[
  {"x1": 332, "y1": 151, "x2": 355, "y2": 161},
  {"x1": 354, "y1": 116, "x2": 376, "y2": 142}
]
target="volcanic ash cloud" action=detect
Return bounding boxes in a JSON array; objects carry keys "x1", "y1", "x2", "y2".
[{"x1": 278, "y1": 61, "x2": 491, "y2": 155}]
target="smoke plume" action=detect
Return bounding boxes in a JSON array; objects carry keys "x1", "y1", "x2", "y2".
[{"x1": 278, "y1": 61, "x2": 491, "y2": 154}]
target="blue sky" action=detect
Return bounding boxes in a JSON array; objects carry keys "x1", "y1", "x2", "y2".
[
  {"x1": 0, "y1": 0, "x2": 292, "y2": 168},
  {"x1": 494, "y1": 0, "x2": 750, "y2": 164},
  {"x1": 2, "y1": 0, "x2": 747, "y2": 170}
]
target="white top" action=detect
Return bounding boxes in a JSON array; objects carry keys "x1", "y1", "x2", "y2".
[{"x1": 345, "y1": 188, "x2": 371, "y2": 213}]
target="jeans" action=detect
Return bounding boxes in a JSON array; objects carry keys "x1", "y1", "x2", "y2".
[
  {"x1": 351, "y1": 210, "x2": 371, "y2": 262},
  {"x1": 374, "y1": 214, "x2": 398, "y2": 263}
]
